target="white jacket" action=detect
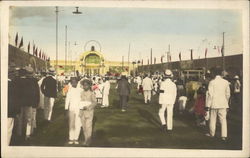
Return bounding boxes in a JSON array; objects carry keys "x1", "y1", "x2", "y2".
[
  {"x1": 208, "y1": 76, "x2": 230, "y2": 109},
  {"x1": 65, "y1": 87, "x2": 83, "y2": 111},
  {"x1": 159, "y1": 78, "x2": 177, "y2": 105},
  {"x1": 142, "y1": 77, "x2": 153, "y2": 91}
]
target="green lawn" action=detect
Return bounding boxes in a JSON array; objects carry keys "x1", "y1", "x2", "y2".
[{"x1": 13, "y1": 83, "x2": 242, "y2": 150}]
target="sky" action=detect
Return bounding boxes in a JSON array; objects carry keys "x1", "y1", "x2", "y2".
[{"x1": 9, "y1": 7, "x2": 243, "y2": 63}]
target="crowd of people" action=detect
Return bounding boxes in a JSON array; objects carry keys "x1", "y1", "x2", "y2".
[
  {"x1": 133, "y1": 67, "x2": 242, "y2": 140},
  {"x1": 7, "y1": 62, "x2": 242, "y2": 146}
]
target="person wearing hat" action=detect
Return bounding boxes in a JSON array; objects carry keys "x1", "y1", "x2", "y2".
[
  {"x1": 117, "y1": 73, "x2": 131, "y2": 112},
  {"x1": 15, "y1": 66, "x2": 40, "y2": 140},
  {"x1": 65, "y1": 77, "x2": 83, "y2": 145},
  {"x1": 37, "y1": 72, "x2": 47, "y2": 109},
  {"x1": 41, "y1": 67, "x2": 57, "y2": 122},
  {"x1": 79, "y1": 79, "x2": 97, "y2": 146},
  {"x1": 158, "y1": 69, "x2": 177, "y2": 133},
  {"x1": 205, "y1": 67, "x2": 230, "y2": 141},
  {"x1": 231, "y1": 75, "x2": 242, "y2": 113},
  {"x1": 142, "y1": 74, "x2": 153, "y2": 104},
  {"x1": 7, "y1": 63, "x2": 20, "y2": 145}
]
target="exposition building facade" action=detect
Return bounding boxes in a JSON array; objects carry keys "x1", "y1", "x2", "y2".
[{"x1": 50, "y1": 46, "x2": 135, "y2": 76}]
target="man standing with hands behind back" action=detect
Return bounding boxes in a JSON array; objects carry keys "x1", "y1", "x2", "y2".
[{"x1": 206, "y1": 67, "x2": 230, "y2": 141}]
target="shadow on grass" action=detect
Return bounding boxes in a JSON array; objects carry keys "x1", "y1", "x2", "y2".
[{"x1": 137, "y1": 108, "x2": 161, "y2": 129}]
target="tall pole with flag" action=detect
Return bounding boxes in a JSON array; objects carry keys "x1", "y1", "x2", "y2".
[
  {"x1": 19, "y1": 37, "x2": 23, "y2": 49},
  {"x1": 179, "y1": 52, "x2": 182, "y2": 70},
  {"x1": 205, "y1": 48, "x2": 208, "y2": 71},
  {"x1": 128, "y1": 43, "x2": 130, "y2": 74},
  {"x1": 222, "y1": 32, "x2": 225, "y2": 71},
  {"x1": 27, "y1": 42, "x2": 30, "y2": 54},
  {"x1": 15, "y1": 32, "x2": 18, "y2": 47}
]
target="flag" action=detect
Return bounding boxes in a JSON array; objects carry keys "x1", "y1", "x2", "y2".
[
  {"x1": 221, "y1": 46, "x2": 224, "y2": 56},
  {"x1": 39, "y1": 49, "x2": 41, "y2": 58},
  {"x1": 27, "y1": 42, "x2": 30, "y2": 54},
  {"x1": 154, "y1": 57, "x2": 156, "y2": 64},
  {"x1": 19, "y1": 37, "x2": 23, "y2": 48},
  {"x1": 35, "y1": 47, "x2": 38, "y2": 56},
  {"x1": 179, "y1": 52, "x2": 182, "y2": 61},
  {"x1": 217, "y1": 46, "x2": 220, "y2": 54},
  {"x1": 190, "y1": 49, "x2": 193, "y2": 60},
  {"x1": 33, "y1": 44, "x2": 35, "y2": 55},
  {"x1": 15, "y1": 32, "x2": 18, "y2": 47},
  {"x1": 205, "y1": 48, "x2": 208, "y2": 58}
]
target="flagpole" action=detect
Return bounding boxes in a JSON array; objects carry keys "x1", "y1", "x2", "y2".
[
  {"x1": 128, "y1": 43, "x2": 130, "y2": 75},
  {"x1": 222, "y1": 32, "x2": 225, "y2": 71},
  {"x1": 65, "y1": 25, "x2": 67, "y2": 74}
]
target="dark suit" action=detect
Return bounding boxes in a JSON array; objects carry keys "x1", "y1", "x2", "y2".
[
  {"x1": 117, "y1": 78, "x2": 130, "y2": 109},
  {"x1": 41, "y1": 75, "x2": 57, "y2": 121},
  {"x1": 41, "y1": 76, "x2": 57, "y2": 98}
]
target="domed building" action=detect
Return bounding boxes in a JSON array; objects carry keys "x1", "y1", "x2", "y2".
[{"x1": 50, "y1": 46, "x2": 135, "y2": 76}]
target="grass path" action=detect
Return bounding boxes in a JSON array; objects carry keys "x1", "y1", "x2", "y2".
[{"x1": 20, "y1": 83, "x2": 242, "y2": 149}]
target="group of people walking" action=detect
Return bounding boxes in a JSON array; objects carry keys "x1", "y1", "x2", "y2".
[
  {"x1": 8, "y1": 64, "x2": 57, "y2": 145},
  {"x1": 134, "y1": 67, "x2": 242, "y2": 141},
  {"x1": 7, "y1": 62, "x2": 242, "y2": 146}
]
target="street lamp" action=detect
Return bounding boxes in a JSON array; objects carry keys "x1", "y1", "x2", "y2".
[{"x1": 73, "y1": 7, "x2": 82, "y2": 14}]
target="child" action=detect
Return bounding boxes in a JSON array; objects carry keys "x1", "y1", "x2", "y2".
[
  {"x1": 194, "y1": 84, "x2": 206, "y2": 126},
  {"x1": 65, "y1": 77, "x2": 82, "y2": 145},
  {"x1": 79, "y1": 79, "x2": 97, "y2": 146}
]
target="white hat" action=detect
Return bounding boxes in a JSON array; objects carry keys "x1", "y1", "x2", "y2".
[
  {"x1": 24, "y1": 66, "x2": 34, "y2": 74},
  {"x1": 234, "y1": 75, "x2": 239, "y2": 79},
  {"x1": 165, "y1": 69, "x2": 173, "y2": 77},
  {"x1": 48, "y1": 67, "x2": 55, "y2": 72},
  {"x1": 121, "y1": 72, "x2": 128, "y2": 76}
]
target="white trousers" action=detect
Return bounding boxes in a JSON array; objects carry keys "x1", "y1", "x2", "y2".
[
  {"x1": 7, "y1": 118, "x2": 14, "y2": 145},
  {"x1": 17, "y1": 106, "x2": 33, "y2": 136},
  {"x1": 209, "y1": 108, "x2": 227, "y2": 138},
  {"x1": 68, "y1": 110, "x2": 81, "y2": 141},
  {"x1": 178, "y1": 100, "x2": 187, "y2": 111},
  {"x1": 44, "y1": 97, "x2": 55, "y2": 121},
  {"x1": 143, "y1": 90, "x2": 152, "y2": 103},
  {"x1": 102, "y1": 94, "x2": 109, "y2": 106},
  {"x1": 158, "y1": 104, "x2": 174, "y2": 130}
]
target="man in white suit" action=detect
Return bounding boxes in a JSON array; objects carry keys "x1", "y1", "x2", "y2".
[
  {"x1": 158, "y1": 69, "x2": 177, "y2": 133},
  {"x1": 206, "y1": 67, "x2": 230, "y2": 141},
  {"x1": 142, "y1": 74, "x2": 153, "y2": 104}
]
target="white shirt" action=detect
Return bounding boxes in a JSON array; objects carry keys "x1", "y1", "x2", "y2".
[
  {"x1": 208, "y1": 76, "x2": 230, "y2": 109},
  {"x1": 159, "y1": 78, "x2": 177, "y2": 105},
  {"x1": 65, "y1": 86, "x2": 83, "y2": 111},
  {"x1": 142, "y1": 77, "x2": 153, "y2": 91}
]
